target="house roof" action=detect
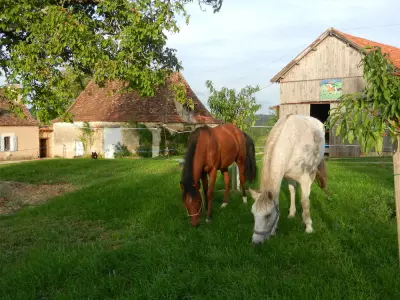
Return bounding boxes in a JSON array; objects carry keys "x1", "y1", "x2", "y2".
[
  {"x1": 0, "y1": 91, "x2": 38, "y2": 126},
  {"x1": 271, "y1": 27, "x2": 400, "y2": 83},
  {"x1": 52, "y1": 73, "x2": 221, "y2": 125}
]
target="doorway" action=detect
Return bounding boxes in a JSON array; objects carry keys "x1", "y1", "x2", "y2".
[
  {"x1": 40, "y1": 139, "x2": 48, "y2": 158},
  {"x1": 310, "y1": 103, "x2": 330, "y2": 152}
]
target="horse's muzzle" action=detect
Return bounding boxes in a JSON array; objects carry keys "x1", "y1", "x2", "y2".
[{"x1": 252, "y1": 232, "x2": 269, "y2": 244}]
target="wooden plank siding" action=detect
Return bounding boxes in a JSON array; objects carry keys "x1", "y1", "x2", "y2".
[
  {"x1": 280, "y1": 36, "x2": 364, "y2": 83},
  {"x1": 280, "y1": 77, "x2": 365, "y2": 104}
]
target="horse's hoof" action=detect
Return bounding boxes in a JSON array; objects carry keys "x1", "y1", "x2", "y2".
[
  {"x1": 206, "y1": 217, "x2": 212, "y2": 223},
  {"x1": 288, "y1": 213, "x2": 295, "y2": 218},
  {"x1": 221, "y1": 203, "x2": 228, "y2": 208},
  {"x1": 242, "y1": 196, "x2": 247, "y2": 204},
  {"x1": 305, "y1": 226, "x2": 314, "y2": 233}
]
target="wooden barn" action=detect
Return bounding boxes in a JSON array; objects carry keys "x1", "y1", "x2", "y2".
[{"x1": 270, "y1": 27, "x2": 400, "y2": 157}]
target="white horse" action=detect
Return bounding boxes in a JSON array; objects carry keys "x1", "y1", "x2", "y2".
[{"x1": 249, "y1": 114, "x2": 327, "y2": 244}]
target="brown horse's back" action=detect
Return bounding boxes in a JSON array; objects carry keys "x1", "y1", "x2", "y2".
[{"x1": 209, "y1": 124, "x2": 246, "y2": 169}]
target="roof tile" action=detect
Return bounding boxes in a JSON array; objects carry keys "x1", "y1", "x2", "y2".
[
  {"x1": 0, "y1": 93, "x2": 38, "y2": 126},
  {"x1": 53, "y1": 73, "x2": 221, "y2": 124}
]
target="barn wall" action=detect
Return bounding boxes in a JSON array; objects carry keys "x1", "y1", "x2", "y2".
[
  {"x1": 281, "y1": 36, "x2": 364, "y2": 82},
  {"x1": 280, "y1": 77, "x2": 366, "y2": 104},
  {"x1": 279, "y1": 104, "x2": 310, "y2": 118},
  {"x1": 279, "y1": 36, "x2": 366, "y2": 105}
]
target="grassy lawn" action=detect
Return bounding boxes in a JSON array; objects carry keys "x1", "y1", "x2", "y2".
[{"x1": 0, "y1": 157, "x2": 399, "y2": 299}]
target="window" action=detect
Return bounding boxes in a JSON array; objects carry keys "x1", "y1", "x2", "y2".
[
  {"x1": 0, "y1": 135, "x2": 17, "y2": 152},
  {"x1": 4, "y1": 136, "x2": 10, "y2": 151}
]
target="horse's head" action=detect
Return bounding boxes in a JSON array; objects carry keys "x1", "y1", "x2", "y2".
[
  {"x1": 249, "y1": 188, "x2": 280, "y2": 244},
  {"x1": 180, "y1": 181, "x2": 202, "y2": 227}
]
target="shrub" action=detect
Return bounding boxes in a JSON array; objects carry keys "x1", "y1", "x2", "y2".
[{"x1": 114, "y1": 142, "x2": 132, "y2": 158}]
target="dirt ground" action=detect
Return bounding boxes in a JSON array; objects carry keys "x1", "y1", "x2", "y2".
[{"x1": 0, "y1": 181, "x2": 76, "y2": 215}]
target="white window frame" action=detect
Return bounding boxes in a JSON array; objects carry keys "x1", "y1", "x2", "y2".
[{"x1": 0, "y1": 133, "x2": 17, "y2": 152}]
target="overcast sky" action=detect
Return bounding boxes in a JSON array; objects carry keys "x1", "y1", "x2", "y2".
[{"x1": 1, "y1": 0, "x2": 399, "y2": 114}]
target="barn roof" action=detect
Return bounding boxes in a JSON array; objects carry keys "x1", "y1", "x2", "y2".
[
  {"x1": 52, "y1": 73, "x2": 221, "y2": 125},
  {"x1": 0, "y1": 90, "x2": 38, "y2": 126},
  {"x1": 271, "y1": 27, "x2": 400, "y2": 83}
]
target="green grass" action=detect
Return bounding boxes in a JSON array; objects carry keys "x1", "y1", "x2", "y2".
[{"x1": 0, "y1": 157, "x2": 399, "y2": 299}]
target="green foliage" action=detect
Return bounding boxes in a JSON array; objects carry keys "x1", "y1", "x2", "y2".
[
  {"x1": 0, "y1": 0, "x2": 223, "y2": 123},
  {"x1": 114, "y1": 142, "x2": 132, "y2": 158},
  {"x1": 79, "y1": 121, "x2": 95, "y2": 154},
  {"x1": 328, "y1": 47, "x2": 400, "y2": 154},
  {"x1": 206, "y1": 80, "x2": 262, "y2": 131},
  {"x1": 169, "y1": 78, "x2": 194, "y2": 110},
  {"x1": 164, "y1": 127, "x2": 191, "y2": 156},
  {"x1": 124, "y1": 121, "x2": 152, "y2": 158}
]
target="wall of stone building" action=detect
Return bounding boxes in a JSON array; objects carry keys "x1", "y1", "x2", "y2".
[
  {"x1": 52, "y1": 122, "x2": 104, "y2": 158},
  {"x1": 0, "y1": 126, "x2": 39, "y2": 160},
  {"x1": 52, "y1": 121, "x2": 221, "y2": 159}
]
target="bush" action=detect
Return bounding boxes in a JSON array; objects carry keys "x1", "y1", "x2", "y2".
[
  {"x1": 136, "y1": 141, "x2": 152, "y2": 158},
  {"x1": 114, "y1": 142, "x2": 132, "y2": 158}
]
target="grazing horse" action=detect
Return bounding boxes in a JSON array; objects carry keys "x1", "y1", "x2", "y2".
[
  {"x1": 180, "y1": 124, "x2": 257, "y2": 227},
  {"x1": 249, "y1": 115, "x2": 327, "y2": 244}
]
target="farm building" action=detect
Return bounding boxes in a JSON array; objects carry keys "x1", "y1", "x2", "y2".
[
  {"x1": 0, "y1": 90, "x2": 39, "y2": 161},
  {"x1": 270, "y1": 27, "x2": 400, "y2": 157},
  {"x1": 51, "y1": 73, "x2": 221, "y2": 158}
]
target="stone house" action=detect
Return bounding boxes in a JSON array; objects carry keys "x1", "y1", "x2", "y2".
[
  {"x1": 51, "y1": 73, "x2": 221, "y2": 158},
  {"x1": 0, "y1": 92, "x2": 39, "y2": 161}
]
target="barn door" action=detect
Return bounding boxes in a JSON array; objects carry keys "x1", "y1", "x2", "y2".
[{"x1": 103, "y1": 127, "x2": 122, "y2": 159}]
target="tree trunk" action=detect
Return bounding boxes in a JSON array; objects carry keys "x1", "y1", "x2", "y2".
[{"x1": 394, "y1": 136, "x2": 400, "y2": 263}]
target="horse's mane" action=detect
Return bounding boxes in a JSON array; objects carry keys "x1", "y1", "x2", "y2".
[
  {"x1": 181, "y1": 126, "x2": 212, "y2": 200},
  {"x1": 258, "y1": 115, "x2": 292, "y2": 204}
]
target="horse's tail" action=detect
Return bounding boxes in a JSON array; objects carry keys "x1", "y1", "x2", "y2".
[
  {"x1": 243, "y1": 132, "x2": 257, "y2": 183},
  {"x1": 314, "y1": 159, "x2": 327, "y2": 191}
]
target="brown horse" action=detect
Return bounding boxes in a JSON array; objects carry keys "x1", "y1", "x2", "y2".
[{"x1": 180, "y1": 124, "x2": 257, "y2": 226}]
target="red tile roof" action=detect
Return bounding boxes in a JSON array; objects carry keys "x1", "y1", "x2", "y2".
[
  {"x1": 0, "y1": 92, "x2": 38, "y2": 126},
  {"x1": 335, "y1": 29, "x2": 400, "y2": 71},
  {"x1": 271, "y1": 27, "x2": 400, "y2": 82},
  {"x1": 53, "y1": 73, "x2": 221, "y2": 125}
]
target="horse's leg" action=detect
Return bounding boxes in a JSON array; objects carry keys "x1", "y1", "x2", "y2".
[
  {"x1": 299, "y1": 176, "x2": 313, "y2": 233},
  {"x1": 234, "y1": 156, "x2": 248, "y2": 204},
  {"x1": 201, "y1": 172, "x2": 208, "y2": 211},
  {"x1": 237, "y1": 162, "x2": 247, "y2": 204},
  {"x1": 220, "y1": 169, "x2": 230, "y2": 208},
  {"x1": 287, "y1": 179, "x2": 297, "y2": 218},
  {"x1": 206, "y1": 169, "x2": 217, "y2": 223}
]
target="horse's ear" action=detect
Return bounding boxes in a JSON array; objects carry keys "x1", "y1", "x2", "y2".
[{"x1": 249, "y1": 188, "x2": 261, "y2": 201}]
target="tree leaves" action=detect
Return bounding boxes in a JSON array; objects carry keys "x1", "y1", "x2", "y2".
[
  {"x1": 206, "y1": 80, "x2": 261, "y2": 131},
  {"x1": 0, "y1": 0, "x2": 224, "y2": 123},
  {"x1": 327, "y1": 47, "x2": 400, "y2": 154}
]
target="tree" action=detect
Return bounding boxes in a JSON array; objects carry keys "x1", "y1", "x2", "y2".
[
  {"x1": 327, "y1": 46, "x2": 400, "y2": 262},
  {"x1": 29, "y1": 69, "x2": 92, "y2": 123},
  {"x1": 206, "y1": 80, "x2": 262, "y2": 131},
  {"x1": 0, "y1": 0, "x2": 223, "y2": 123}
]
